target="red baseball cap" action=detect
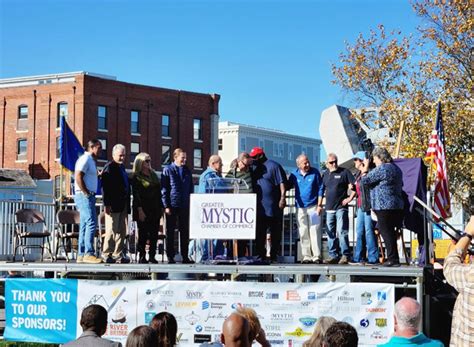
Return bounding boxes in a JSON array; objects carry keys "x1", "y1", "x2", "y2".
[{"x1": 249, "y1": 147, "x2": 264, "y2": 157}]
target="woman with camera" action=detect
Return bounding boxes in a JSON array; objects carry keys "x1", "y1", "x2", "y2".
[{"x1": 361, "y1": 147, "x2": 404, "y2": 267}]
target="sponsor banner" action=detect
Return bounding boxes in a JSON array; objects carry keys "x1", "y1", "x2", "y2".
[
  {"x1": 4, "y1": 278, "x2": 78, "y2": 343},
  {"x1": 5, "y1": 280, "x2": 394, "y2": 346},
  {"x1": 189, "y1": 193, "x2": 256, "y2": 239}
]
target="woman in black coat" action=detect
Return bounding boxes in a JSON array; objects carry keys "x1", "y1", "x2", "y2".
[{"x1": 132, "y1": 153, "x2": 162, "y2": 263}]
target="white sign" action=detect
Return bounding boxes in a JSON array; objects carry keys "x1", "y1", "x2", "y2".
[{"x1": 189, "y1": 193, "x2": 256, "y2": 239}]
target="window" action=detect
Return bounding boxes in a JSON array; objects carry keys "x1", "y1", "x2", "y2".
[
  {"x1": 162, "y1": 145, "x2": 171, "y2": 165},
  {"x1": 17, "y1": 139, "x2": 27, "y2": 160},
  {"x1": 56, "y1": 136, "x2": 60, "y2": 159},
  {"x1": 288, "y1": 144, "x2": 293, "y2": 160},
  {"x1": 218, "y1": 138, "x2": 223, "y2": 151},
  {"x1": 98, "y1": 139, "x2": 107, "y2": 160},
  {"x1": 17, "y1": 105, "x2": 28, "y2": 131},
  {"x1": 193, "y1": 119, "x2": 202, "y2": 141},
  {"x1": 259, "y1": 140, "x2": 264, "y2": 148},
  {"x1": 302, "y1": 146, "x2": 306, "y2": 155},
  {"x1": 273, "y1": 143, "x2": 278, "y2": 157},
  {"x1": 57, "y1": 102, "x2": 68, "y2": 128},
  {"x1": 131, "y1": 142, "x2": 140, "y2": 162},
  {"x1": 279, "y1": 143, "x2": 284, "y2": 158},
  {"x1": 54, "y1": 175, "x2": 61, "y2": 199},
  {"x1": 194, "y1": 148, "x2": 202, "y2": 168},
  {"x1": 162, "y1": 114, "x2": 170, "y2": 137},
  {"x1": 240, "y1": 138, "x2": 246, "y2": 152},
  {"x1": 98, "y1": 105, "x2": 107, "y2": 130},
  {"x1": 131, "y1": 110, "x2": 140, "y2": 134}
]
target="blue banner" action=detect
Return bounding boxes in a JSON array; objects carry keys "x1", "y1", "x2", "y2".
[
  {"x1": 59, "y1": 116, "x2": 84, "y2": 172},
  {"x1": 5, "y1": 279, "x2": 78, "y2": 343}
]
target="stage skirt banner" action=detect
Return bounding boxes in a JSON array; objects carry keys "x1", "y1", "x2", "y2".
[
  {"x1": 189, "y1": 193, "x2": 257, "y2": 239},
  {"x1": 5, "y1": 279, "x2": 394, "y2": 346}
]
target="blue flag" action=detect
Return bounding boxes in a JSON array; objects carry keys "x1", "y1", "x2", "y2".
[{"x1": 59, "y1": 116, "x2": 84, "y2": 171}]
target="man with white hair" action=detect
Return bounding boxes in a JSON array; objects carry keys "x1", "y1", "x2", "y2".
[
  {"x1": 101, "y1": 144, "x2": 131, "y2": 264},
  {"x1": 378, "y1": 297, "x2": 443, "y2": 346}
]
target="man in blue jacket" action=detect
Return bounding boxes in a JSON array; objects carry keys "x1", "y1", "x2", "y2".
[
  {"x1": 161, "y1": 148, "x2": 194, "y2": 264},
  {"x1": 288, "y1": 154, "x2": 324, "y2": 264}
]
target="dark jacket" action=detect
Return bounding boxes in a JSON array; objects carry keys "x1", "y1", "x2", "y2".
[
  {"x1": 132, "y1": 171, "x2": 162, "y2": 224},
  {"x1": 355, "y1": 171, "x2": 371, "y2": 212},
  {"x1": 101, "y1": 161, "x2": 131, "y2": 213},
  {"x1": 161, "y1": 162, "x2": 194, "y2": 208}
]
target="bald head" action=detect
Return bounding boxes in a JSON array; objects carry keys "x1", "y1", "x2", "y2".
[
  {"x1": 208, "y1": 154, "x2": 223, "y2": 174},
  {"x1": 394, "y1": 297, "x2": 421, "y2": 334},
  {"x1": 220, "y1": 313, "x2": 250, "y2": 347}
]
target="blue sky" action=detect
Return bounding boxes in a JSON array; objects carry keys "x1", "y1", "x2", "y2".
[{"x1": 0, "y1": 0, "x2": 420, "y2": 144}]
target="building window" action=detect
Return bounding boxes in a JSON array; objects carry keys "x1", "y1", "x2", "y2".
[
  {"x1": 54, "y1": 175, "x2": 61, "y2": 199},
  {"x1": 131, "y1": 142, "x2": 140, "y2": 162},
  {"x1": 162, "y1": 114, "x2": 170, "y2": 137},
  {"x1": 17, "y1": 139, "x2": 27, "y2": 160},
  {"x1": 218, "y1": 138, "x2": 223, "y2": 151},
  {"x1": 57, "y1": 102, "x2": 68, "y2": 128},
  {"x1": 56, "y1": 136, "x2": 60, "y2": 159},
  {"x1": 17, "y1": 105, "x2": 28, "y2": 131},
  {"x1": 98, "y1": 139, "x2": 107, "y2": 160},
  {"x1": 302, "y1": 146, "x2": 306, "y2": 155},
  {"x1": 240, "y1": 138, "x2": 246, "y2": 152},
  {"x1": 193, "y1": 119, "x2": 202, "y2": 141},
  {"x1": 279, "y1": 143, "x2": 284, "y2": 158},
  {"x1": 194, "y1": 148, "x2": 202, "y2": 168},
  {"x1": 98, "y1": 105, "x2": 107, "y2": 131},
  {"x1": 259, "y1": 140, "x2": 264, "y2": 148},
  {"x1": 131, "y1": 110, "x2": 140, "y2": 134},
  {"x1": 273, "y1": 143, "x2": 278, "y2": 157},
  {"x1": 288, "y1": 144, "x2": 293, "y2": 160},
  {"x1": 162, "y1": 145, "x2": 171, "y2": 165}
]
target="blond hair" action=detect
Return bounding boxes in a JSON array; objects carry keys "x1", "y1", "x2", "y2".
[
  {"x1": 235, "y1": 306, "x2": 261, "y2": 343},
  {"x1": 302, "y1": 316, "x2": 337, "y2": 347},
  {"x1": 132, "y1": 152, "x2": 152, "y2": 176}
]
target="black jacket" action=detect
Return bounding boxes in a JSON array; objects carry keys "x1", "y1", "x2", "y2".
[{"x1": 101, "y1": 161, "x2": 131, "y2": 213}]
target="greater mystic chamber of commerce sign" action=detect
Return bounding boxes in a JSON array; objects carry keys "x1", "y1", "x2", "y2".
[{"x1": 189, "y1": 193, "x2": 256, "y2": 240}]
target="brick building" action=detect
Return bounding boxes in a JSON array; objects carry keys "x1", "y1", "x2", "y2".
[{"x1": 0, "y1": 72, "x2": 220, "y2": 193}]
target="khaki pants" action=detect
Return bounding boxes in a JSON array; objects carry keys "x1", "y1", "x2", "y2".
[
  {"x1": 297, "y1": 205, "x2": 322, "y2": 261},
  {"x1": 103, "y1": 208, "x2": 127, "y2": 259}
]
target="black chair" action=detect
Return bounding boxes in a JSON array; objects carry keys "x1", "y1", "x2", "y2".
[
  {"x1": 14, "y1": 209, "x2": 53, "y2": 262},
  {"x1": 56, "y1": 209, "x2": 80, "y2": 262}
]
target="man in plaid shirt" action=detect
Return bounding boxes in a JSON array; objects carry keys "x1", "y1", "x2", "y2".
[{"x1": 443, "y1": 216, "x2": 474, "y2": 346}]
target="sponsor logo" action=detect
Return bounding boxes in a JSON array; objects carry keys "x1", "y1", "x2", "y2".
[
  {"x1": 185, "y1": 311, "x2": 200, "y2": 325},
  {"x1": 202, "y1": 301, "x2": 210, "y2": 310},
  {"x1": 360, "y1": 319, "x2": 370, "y2": 328},
  {"x1": 375, "y1": 318, "x2": 387, "y2": 327},
  {"x1": 285, "y1": 328, "x2": 312, "y2": 337},
  {"x1": 146, "y1": 300, "x2": 155, "y2": 310},
  {"x1": 195, "y1": 325, "x2": 203, "y2": 333},
  {"x1": 271, "y1": 313, "x2": 294, "y2": 321},
  {"x1": 202, "y1": 301, "x2": 226, "y2": 310},
  {"x1": 210, "y1": 291, "x2": 242, "y2": 297},
  {"x1": 176, "y1": 301, "x2": 198, "y2": 308},
  {"x1": 307, "y1": 292, "x2": 316, "y2": 300},
  {"x1": 176, "y1": 333, "x2": 183, "y2": 343},
  {"x1": 377, "y1": 291, "x2": 387, "y2": 301},
  {"x1": 337, "y1": 290, "x2": 355, "y2": 302},
  {"x1": 144, "y1": 312, "x2": 155, "y2": 324},
  {"x1": 145, "y1": 289, "x2": 174, "y2": 296},
  {"x1": 266, "y1": 332, "x2": 282, "y2": 338},
  {"x1": 204, "y1": 311, "x2": 227, "y2": 322},
  {"x1": 371, "y1": 330, "x2": 387, "y2": 340},
  {"x1": 316, "y1": 292, "x2": 332, "y2": 299},
  {"x1": 266, "y1": 293, "x2": 279, "y2": 299},
  {"x1": 299, "y1": 317, "x2": 317, "y2": 327},
  {"x1": 264, "y1": 325, "x2": 281, "y2": 332},
  {"x1": 366, "y1": 308, "x2": 387, "y2": 313},
  {"x1": 193, "y1": 334, "x2": 212, "y2": 343},
  {"x1": 186, "y1": 290, "x2": 203, "y2": 299},
  {"x1": 268, "y1": 340, "x2": 284, "y2": 345},
  {"x1": 231, "y1": 302, "x2": 260, "y2": 309},
  {"x1": 286, "y1": 290, "x2": 301, "y2": 301},
  {"x1": 361, "y1": 292, "x2": 372, "y2": 305},
  {"x1": 248, "y1": 291, "x2": 264, "y2": 298}
]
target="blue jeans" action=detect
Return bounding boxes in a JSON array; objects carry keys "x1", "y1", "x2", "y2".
[
  {"x1": 353, "y1": 208, "x2": 379, "y2": 263},
  {"x1": 325, "y1": 208, "x2": 350, "y2": 259},
  {"x1": 75, "y1": 193, "x2": 97, "y2": 256},
  {"x1": 189, "y1": 239, "x2": 225, "y2": 263}
]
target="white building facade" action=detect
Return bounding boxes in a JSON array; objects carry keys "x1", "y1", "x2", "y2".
[{"x1": 218, "y1": 121, "x2": 322, "y2": 173}]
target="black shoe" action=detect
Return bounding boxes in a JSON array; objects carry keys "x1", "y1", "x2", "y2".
[
  {"x1": 383, "y1": 260, "x2": 401, "y2": 267},
  {"x1": 301, "y1": 259, "x2": 312, "y2": 264},
  {"x1": 149, "y1": 258, "x2": 158, "y2": 264},
  {"x1": 324, "y1": 257, "x2": 339, "y2": 264},
  {"x1": 313, "y1": 258, "x2": 323, "y2": 264},
  {"x1": 168, "y1": 258, "x2": 176, "y2": 264},
  {"x1": 182, "y1": 258, "x2": 195, "y2": 264},
  {"x1": 138, "y1": 258, "x2": 148, "y2": 264}
]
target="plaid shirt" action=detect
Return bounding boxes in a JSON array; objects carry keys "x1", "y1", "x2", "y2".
[{"x1": 443, "y1": 249, "x2": 474, "y2": 346}]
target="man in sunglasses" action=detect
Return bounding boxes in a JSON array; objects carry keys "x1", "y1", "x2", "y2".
[{"x1": 321, "y1": 153, "x2": 355, "y2": 264}]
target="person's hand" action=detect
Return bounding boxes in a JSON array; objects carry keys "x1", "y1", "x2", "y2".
[
  {"x1": 349, "y1": 183, "x2": 356, "y2": 191},
  {"x1": 165, "y1": 207, "x2": 171, "y2": 215},
  {"x1": 316, "y1": 206, "x2": 322, "y2": 215},
  {"x1": 256, "y1": 328, "x2": 271, "y2": 347},
  {"x1": 362, "y1": 157, "x2": 370, "y2": 169},
  {"x1": 279, "y1": 197, "x2": 286, "y2": 209},
  {"x1": 342, "y1": 197, "x2": 352, "y2": 206},
  {"x1": 138, "y1": 208, "x2": 146, "y2": 222},
  {"x1": 105, "y1": 206, "x2": 111, "y2": 215},
  {"x1": 465, "y1": 216, "x2": 474, "y2": 236}
]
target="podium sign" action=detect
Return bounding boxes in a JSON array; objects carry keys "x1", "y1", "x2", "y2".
[{"x1": 189, "y1": 193, "x2": 256, "y2": 239}]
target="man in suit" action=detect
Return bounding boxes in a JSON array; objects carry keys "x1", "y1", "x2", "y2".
[
  {"x1": 63, "y1": 304, "x2": 121, "y2": 347},
  {"x1": 101, "y1": 144, "x2": 131, "y2": 264},
  {"x1": 161, "y1": 148, "x2": 194, "y2": 264}
]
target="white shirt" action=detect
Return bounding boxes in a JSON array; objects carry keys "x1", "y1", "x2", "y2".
[{"x1": 74, "y1": 152, "x2": 98, "y2": 194}]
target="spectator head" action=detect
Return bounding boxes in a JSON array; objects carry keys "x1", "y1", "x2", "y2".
[
  {"x1": 133, "y1": 152, "x2": 152, "y2": 175},
  {"x1": 296, "y1": 154, "x2": 311, "y2": 173},
  {"x1": 80, "y1": 304, "x2": 108, "y2": 336},
  {"x1": 220, "y1": 313, "x2": 250, "y2": 347},
  {"x1": 208, "y1": 155, "x2": 223, "y2": 174},
  {"x1": 322, "y1": 321, "x2": 358, "y2": 347},
  {"x1": 173, "y1": 148, "x2": 187, "y2": 166},
  {"x1": 326, "y1": 153, "x2": 338, "y2": 171},
  {"x1": 126, "y1": 325, "x2": 158, "y2": 347},
  {"x1": 303, "y1": 316, "x2": 337, "y2": 347},
  {"x1": 372, "y1": 147, "x2": 393, "y2": 165},
  {"x1": 86, "y1": 139, "x2": 102, "y2": 157},
  {"x1": 394, "y1": 297, "x2": 421, "y2": 334},
  {"x1": 149, "y1": 311, "x2": 178, "y2": 347},
  {"x1": 249, "y1": 147, "x2": 265, "y2": 162},
  {"x1": 235, "y1": 306, "x2": 261, "y2": 343},
  {"x1": 112, "y1": 144, "x2": 126, "y2": 164}
]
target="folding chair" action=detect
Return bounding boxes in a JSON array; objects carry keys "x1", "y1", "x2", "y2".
[
  {"x1": 14, "y1": 209, "x2": 53, "y2": 262},
  {"x1": 56, "y1": 209, "x2": 80, "y2": 262}
]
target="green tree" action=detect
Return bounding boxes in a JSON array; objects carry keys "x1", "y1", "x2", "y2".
[{"x1": 331, "y1": 0, "x2": 473, "y2": 212}]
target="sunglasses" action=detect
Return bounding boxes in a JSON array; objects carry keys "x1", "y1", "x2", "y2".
[
  {"x1": 327, "y1": 161, "x2": 337, "y2": 164},
  {"x1": 144, "y1": 159, "x2": 151, "y2": 163}
]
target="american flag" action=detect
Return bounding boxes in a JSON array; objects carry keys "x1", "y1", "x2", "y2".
[{"x1": 425, "y1": 102, "x2": 451, "y2": 219}]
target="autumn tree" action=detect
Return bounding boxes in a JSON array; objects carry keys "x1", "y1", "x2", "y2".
[{"x1": 331, "y1": 0, "x2": 473, "y2": 212}]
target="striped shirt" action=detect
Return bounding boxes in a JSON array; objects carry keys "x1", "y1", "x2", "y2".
[{"x1": 443, "y1": 249, "x2": 474, "y2": 346}]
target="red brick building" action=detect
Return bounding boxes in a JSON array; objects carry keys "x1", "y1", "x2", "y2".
[{"x1": 0, "y1": 72, "x2": 220, "y2": 192}]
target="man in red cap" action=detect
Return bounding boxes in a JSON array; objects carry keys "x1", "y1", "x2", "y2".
[{"x1": 249, "y1": 147, "x2": 287, "y2": 262}]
